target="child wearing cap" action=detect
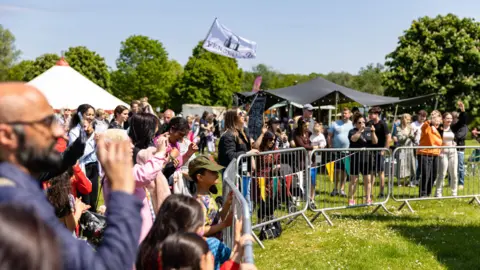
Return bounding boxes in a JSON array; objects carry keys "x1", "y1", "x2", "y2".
[{"x1": 189, "y1": 155, "x2": 234, "y2": 240}]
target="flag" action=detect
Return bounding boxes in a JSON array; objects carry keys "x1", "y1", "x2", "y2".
[
  {"x1": 326, "y1": 162, "x2": 335, "y2": 182},
  {"x1": 202, "y1": 18, "x2": 257, "y2": 59},
  {"x1": 259, "y1": 177, "x2": 266, "y2": 201},
  {"x1": 297, "y1": 171, "x2": 304, "y2": 194},
  {"x1": 273, "y1": 177, "x2": 278, "y2": 197},
  {"x1": 310, "y1": 167, "x2": 317, "y2": 187},
  {"x1": 242, "y1": 176, "x2": 250, "y2": 198},
  {"x1": 252, "y1": 76, "x2": 262, "y2": 92},
  {"x1": 285, "y1": 174, "x2": 292, "y2": 197}
]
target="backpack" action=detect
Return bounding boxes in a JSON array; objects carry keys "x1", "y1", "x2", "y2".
[{"x1": 259, "y1": 216, "x2": 282, "y2": 241}]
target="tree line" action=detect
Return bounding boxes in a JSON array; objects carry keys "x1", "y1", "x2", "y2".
[{"x1": 1, "y1": 13, "x2": 479, "y2": 126}]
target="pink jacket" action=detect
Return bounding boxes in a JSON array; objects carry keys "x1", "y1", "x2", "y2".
[{"x1": 103, "y1": 149, "x2": 168, "y2": 244}]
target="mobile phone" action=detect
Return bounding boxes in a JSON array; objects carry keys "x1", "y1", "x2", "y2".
[{"x1": 78, "y1": 112, "x2": 87, "y2": 138}]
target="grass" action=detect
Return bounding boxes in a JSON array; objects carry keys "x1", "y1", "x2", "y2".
[{"x1": 253, "y1": 140, "x2": 480, "y2": 269}]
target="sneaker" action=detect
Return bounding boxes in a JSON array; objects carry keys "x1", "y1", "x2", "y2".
[
  {"x1": 452, "y1": 192, "x2": 457, "y2": 197},
  {"x1": 378, "y1": 193, "x2": 385, "y2": 199},
  {"x1": 330, "y1": 189, "x2": 338, "y2": 196},
  {"x1": 435, "y1": 193, "x2": 442, "y2": 198},
  {"x1": 366, "y1": 199, "x2": 373, "y2": 205},
  {"x1": 339, "y1": 190, "x2": 347, "y2": 197},
  {"x1": 459, "y1": 185, "x2": 464, "y2": 190},
  {"x1": 408, "y1": 182, "x2": 416, "y2": 187},
  {"x1": 309, "y1": 200, "x2": 316, "y2": 210},
  {"x1": 348, "y1": 200, "x2": 356, "y2": 206}
]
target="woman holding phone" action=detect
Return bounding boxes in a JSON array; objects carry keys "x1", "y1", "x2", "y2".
[
  {"x1": 347, "y1": 113, "x2": 377, "y2": 206},
  {"x1": 68, "y1": 104, "x2": 98, "y2": 211}
]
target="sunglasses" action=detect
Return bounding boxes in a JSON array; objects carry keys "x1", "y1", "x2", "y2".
[
  {"x1": 357, "y1": 121, "x2": 365, "y2": 124},
  {"x1": 3, "y1": 114, "x2": 57, "y2": 128}
]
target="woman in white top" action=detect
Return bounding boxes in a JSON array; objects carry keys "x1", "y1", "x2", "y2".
[{"x1": 435, "y1": 112, "x2": 458, "y2": 197}]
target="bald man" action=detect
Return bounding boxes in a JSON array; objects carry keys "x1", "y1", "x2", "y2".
[
  {"x1": 0, "y1": 82, "x2": 143, "y2": 269},
  {"x1": 159, "y1": 109, "x2": 175, "y2": 134}
]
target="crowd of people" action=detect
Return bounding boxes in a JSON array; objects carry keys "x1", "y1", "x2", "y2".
[
  {"x1": 0, "y1": 82, "x2": 255, "y2": 270},
  {"x1": 0, "y1": 79, "x2": 475, "y2": 269}
]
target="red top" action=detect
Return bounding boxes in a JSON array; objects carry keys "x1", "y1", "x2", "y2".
[
  {"x1": 71, "y1": 165, "x2": 92, "y2": 197},
  {"x1": 56, "y1": 57, "x2": 70, "y2": 66},
  {"x1": 220, "y1": 260, "x2": 240, "y2": 270}
]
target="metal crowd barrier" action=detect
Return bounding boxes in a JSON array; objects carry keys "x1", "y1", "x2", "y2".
[
  {"x1": 236, "y1": 148, "x2": 314, "y2": 249},
  {"x1": 309, "y1": 148, "x2": 393, "y2": 225},
  {"x1": 391, "y1": 145, "x2": 480, "y2": 212},
  {"x1": 222, "y1": 159, "x2": 254, "y2": 264}
]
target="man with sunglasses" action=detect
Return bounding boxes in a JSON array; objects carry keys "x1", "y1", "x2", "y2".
[{"x1": 0, "y1": 82, "x2": 143, "y2": 270}]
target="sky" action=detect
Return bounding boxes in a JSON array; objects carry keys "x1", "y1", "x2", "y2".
[{"x1": 1, "y1": 0, "x2": 480, "y2": 75}]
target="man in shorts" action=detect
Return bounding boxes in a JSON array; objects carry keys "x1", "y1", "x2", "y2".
[
  {"x1": 328, "y1": 107, "x2": 353, "y2": 197},
  {"x1": 368, "y1": 106, "x2": 391, "y2": 198}
]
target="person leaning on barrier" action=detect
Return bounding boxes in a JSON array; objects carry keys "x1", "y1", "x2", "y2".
[
  {"x1": 449, "y1": 102, "x2": 468, "y2": 190},
  {"x1": 0, "y1": 82, "x2": 143, "y2": 270},
  {"x1": 347, "y1": 113, "x2": 377, "y2": 206},
  {"x1": 417, "y1": 110, "x2": 443, "y2": 197}
]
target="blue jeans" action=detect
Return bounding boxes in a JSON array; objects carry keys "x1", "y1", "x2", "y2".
[{"x1": 458, "y1": 151, "x2": 465, "y2": 186}]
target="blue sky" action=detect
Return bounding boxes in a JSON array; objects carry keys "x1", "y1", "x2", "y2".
[{"x1": 1, "y1": 0, "x2": 479, "y2": 74}]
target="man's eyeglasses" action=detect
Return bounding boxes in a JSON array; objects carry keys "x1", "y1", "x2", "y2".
[{"x1": 2, "y1": 114, "x2": 57, "y2": 128}]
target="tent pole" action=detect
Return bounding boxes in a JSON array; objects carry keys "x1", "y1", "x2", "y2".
[
  {"x1": 335, "y1": 92, "x2": 339, "y2": 119},
  {"x1": 391, "y1": 104, "x2": 399, "y2": 134}
]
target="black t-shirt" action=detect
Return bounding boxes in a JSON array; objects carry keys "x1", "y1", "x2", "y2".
[
  {"x1": 348, "y1": 128, "x2": 373, "y2": 148},
  {"x1": 368, "y1": 120, "x2": 389, "y2": 147}
]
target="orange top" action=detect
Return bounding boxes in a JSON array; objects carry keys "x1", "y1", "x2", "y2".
[{"x1": 417, "y1": 121, "x2": 442, "y2": 156}]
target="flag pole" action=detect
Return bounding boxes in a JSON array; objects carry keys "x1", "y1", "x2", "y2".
[{"x1": 190, "y1": 17, "x2": 218, "y2": 70}]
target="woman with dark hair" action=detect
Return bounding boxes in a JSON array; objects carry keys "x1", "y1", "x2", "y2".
[
  {"x1": 161, "y1": 233, "x2": 213, "y2": 270},
  {"x1": 68, "y1": 104, "x2": 99, "y2": 211},
  {"x1": 104, "y1": 112, "x2": 169, "y2": 243},
  {"x1": 108, "y1": 105, "x2": 129, "y2": 129},
  {"x1": 293, "y1": 117, "x2": 314, "y2": 151},
  {"x1": 163, "y1": 117, "x2": 198, "y2": 176},
  {"x1": 0, "y1": 204, "x2": 62, "y2": 270},
  {"x1": 136, "y1": 194, "x2": 231, "y2": 270},
  {"x1": 199, "y1": 111, "x2": 210, "y2": 154},
  {"x1": 128, "y1": 113, "x2": 160, "y2": 163}
]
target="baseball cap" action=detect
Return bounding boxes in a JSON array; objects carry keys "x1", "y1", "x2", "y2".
[
  {"x1": 268, "y1": 117, "x2": 281, "y2": 125},
  {"x1": 303, "y1": 104, "x2": 314, "y2": 111},
  {"x1": 188, "y1": 155, "x2": 225, "y2": 178}
]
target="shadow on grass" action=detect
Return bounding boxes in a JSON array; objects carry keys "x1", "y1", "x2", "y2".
[
  {"x1": 389, "y1": 224, "x2": 480, "y2": 269},
  {"x1": 329, "y1": 212, "x2": 423, "y2": 222}
]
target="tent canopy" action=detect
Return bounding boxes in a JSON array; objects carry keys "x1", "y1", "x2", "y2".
[
  {"x1": 28, "y1": 58, "x2": 129, "y2": 111},
  {"x1": 235, "y1": 76, "x2": 399, "y2": 107}
]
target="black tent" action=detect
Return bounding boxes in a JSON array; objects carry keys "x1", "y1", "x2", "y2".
[{"x1": 234, "y1": 76, "x2": 399, "y2": 107}]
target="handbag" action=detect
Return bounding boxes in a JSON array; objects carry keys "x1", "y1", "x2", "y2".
[{"x1": 80, "y1": 211, "x2": 106, "y2": 247}]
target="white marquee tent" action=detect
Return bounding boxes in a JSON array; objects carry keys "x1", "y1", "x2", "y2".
[{"x1": 28, "y1": 58, "x2": 129, "y2": 111}]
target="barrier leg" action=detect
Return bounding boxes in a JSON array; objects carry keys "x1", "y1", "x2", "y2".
[
  {"x1": 251, "y1": 232, "x2": 265, "y2": 249},
  {"x1": 468, "y1": 196, "x2": 480, "y2": 206},
  {"x1": 301, "y1": 212, "x2": 315, "y2": 229},
  {"x1": 371, "y1": 203, "x2": 394, "y2": 215},
  {"x1": 310, "y1": 210, "x2": 334, "y2": 226},
  {"x1": 398, "y1": 200, "x2": 415, "y2": 213}
]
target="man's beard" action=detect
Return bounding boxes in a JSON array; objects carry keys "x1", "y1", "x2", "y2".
[{"x1": 14, "y1": 128, "x2": 62, "y2": 176}]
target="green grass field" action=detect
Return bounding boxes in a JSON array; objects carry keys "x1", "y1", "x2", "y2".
[{"x1": 253, "y1": 140, "x2": 480, "y2": 269}]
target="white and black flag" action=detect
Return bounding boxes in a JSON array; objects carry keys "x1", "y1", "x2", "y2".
[{"x1": 202, "y1": 18, "x2": 257, "y2": 59}]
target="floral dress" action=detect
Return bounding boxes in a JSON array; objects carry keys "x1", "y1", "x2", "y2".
[{"x1": 197, "y1": 194, "x2": 222, "y2": 240}]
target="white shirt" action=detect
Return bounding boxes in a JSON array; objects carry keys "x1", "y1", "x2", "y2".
[
  {"x1": 411, "y1": 121, "x2": 423, "y2": 145},
  {"x1": 310, "y1": 133, "x2": 326, "y2": 148}
]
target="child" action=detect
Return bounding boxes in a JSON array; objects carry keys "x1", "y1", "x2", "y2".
[
  {"x1": 189, "y1": 155, "x2": 233, "y2": 240},
  {"x1": 308, "y1": 122, "x2": 326, "y2": 208},
  {"x1": 310, "y1": 122, "x2": 326, "y2": 149},
  {"x1": 206, "y1": 116, "x2": 216, "y2": 153},
  {"x1": 280, "y1": 130, "x2": 290, "y2": 149}
]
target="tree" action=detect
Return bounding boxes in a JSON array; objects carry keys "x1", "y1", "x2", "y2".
[
  {"x1": 64, "y1": 46, "x2": 111, "y2": 92},
  {"x1": 112, "y1": 35, "x2": 178, "y2": 109},
  {"x1": 383, "y1": 14, "x2": 480, "y2": 113},
  {"x1": 353, "y1": 63, "x2": 385, "y2": 95},
  {"x1": 0, "y1": 25, "x2": 21, "y2": 81},
  {"x1": 24, "y1": 53, "x2": 60, "y2": 81},
  {"x1": 173, "y1": 41, "x2": 242, "y2": 110},
  {"x1": 324, "y1": 72, "x2": 357, "y2": 89},
  {"x1": 7, "y1": 60, "x2": 33, "y2": 81}
]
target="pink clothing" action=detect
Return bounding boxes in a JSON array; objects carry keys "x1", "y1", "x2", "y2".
[
  {"x1": 167, "y1": 141, "x2": 184, "y2": 172},
  {"x1": 103, "y1": 153, "x2": 166, "y2": 244}
]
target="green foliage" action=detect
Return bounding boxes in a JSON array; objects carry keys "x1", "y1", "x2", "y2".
[
  {"x1": 353, "y1": 63, "x2": 385, "y2": 95},
  {"x1": 383, "y1": 14, "x2": 480, "y2": 113},
  {"x1": 112, "y1": 35, "x2": 179, "y2": 109},
  {"x1": 64, "y1": 46, "x2": 111, "y2": 92},
  {"x1": 24, "y1": 53, "x2": 60, "y2": 81},
  {"x1": 7, "y1": 60, "x2": 33, "y2": 81},
  {"x1": 172, "y1": 41, "x2": 242, "y2": 110},
  {"x1": 0, "y1": 25, "x2": 21, "y2": 81}
]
